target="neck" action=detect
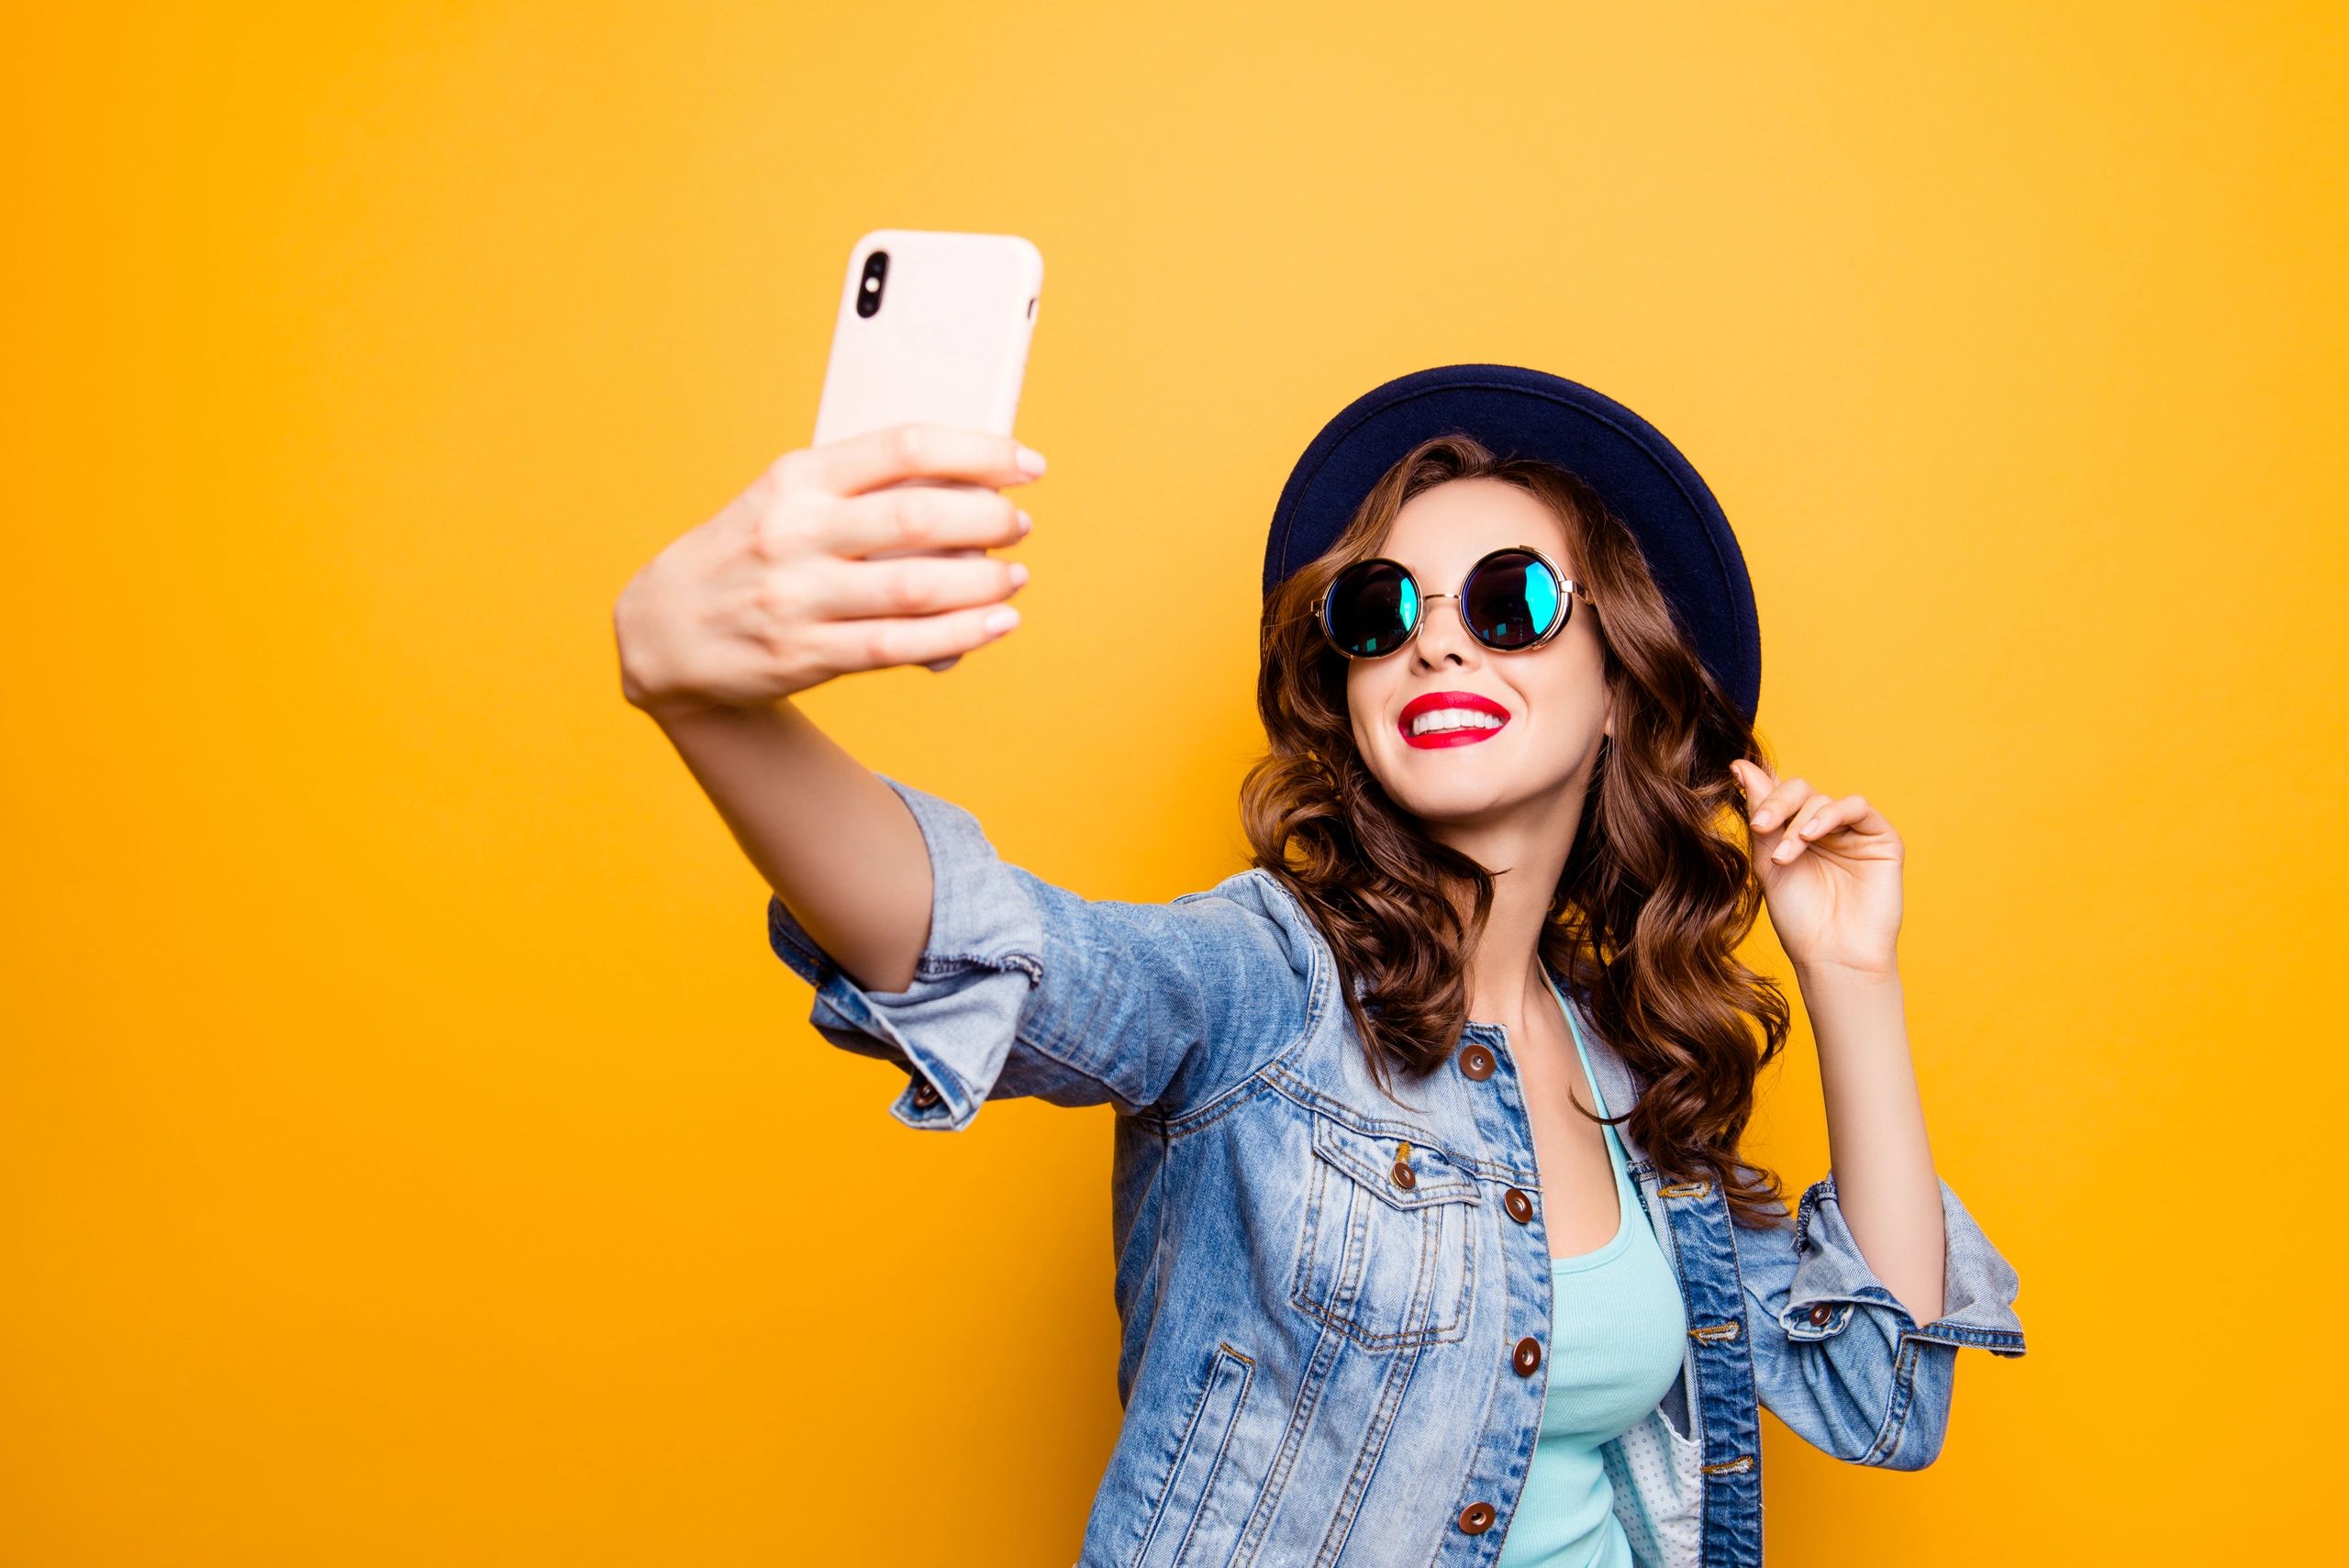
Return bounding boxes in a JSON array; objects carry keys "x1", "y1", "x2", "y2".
[{"x1": 1446, "y1": 787, "x2": 1588, "y2": 1038}]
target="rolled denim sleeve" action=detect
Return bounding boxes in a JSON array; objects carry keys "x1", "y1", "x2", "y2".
[
  {"x1": 763, "y1": 773, "x2": 1315, "y2": 1130},
  {"x1": 1737, "y1": 1168, "x2": 2026, "y2": 1471}
]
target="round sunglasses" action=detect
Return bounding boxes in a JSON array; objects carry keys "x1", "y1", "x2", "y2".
[{"x1": 1316, "y1": 545, "x2": 1591, "y2": 660}]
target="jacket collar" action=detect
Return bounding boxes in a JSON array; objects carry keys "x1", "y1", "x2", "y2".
[{"x1": 1247, "y1": 867, "x2": 1652, "y2": 1161}]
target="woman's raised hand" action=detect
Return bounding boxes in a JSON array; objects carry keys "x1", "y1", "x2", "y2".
[
  {"x1": 614, "y1": 423, "x2": 1043, "y2": 721},
  {"x1": 1728, "y1": 756, "x2": 1905, "y2": 979}
]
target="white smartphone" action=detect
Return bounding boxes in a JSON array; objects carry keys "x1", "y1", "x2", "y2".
[
  {"x1": 813, "y1": 228, "x2": 1043, "y2": 669},
  {"x1": 813, "y1": 228, "x2": 1042, "y2": 448}
]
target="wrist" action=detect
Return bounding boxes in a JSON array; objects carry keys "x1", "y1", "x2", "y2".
[
  {"x1": 618, "y1": 642, "x2": 724, "y2": 726},
  {"x1": 637, "y1": 692, "x2": 765, "y2": 728},
  {"x1": 1791, "y1": 954, "x2": 1902, "y2": 992}
]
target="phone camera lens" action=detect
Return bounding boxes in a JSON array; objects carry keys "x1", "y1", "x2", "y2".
[{"x1": 857, "y1": 250, "x2": 889, "y2": 318}]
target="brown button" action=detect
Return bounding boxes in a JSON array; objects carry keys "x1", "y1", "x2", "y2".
[
  {"x1": 1512, "y1": 1336, "x2": 1542, "y2": 1376},
  {"x1": 1808, "y1": 1302, "x2": 1833, "y2": 1327},
  {"x1": 1458, "y1": 1042, "x2": 1497, "y2": 1081},
  {"x1": 1390, "y1": 1161, "x2": 1417, "y2": 1190},
  {"x1": 1457, "y1": 1501, "x2": 1497, "y2": 1534},
  {"x1": 910, "y1": 1080, "x2": 942, "y2": 1109},
  {"x1": 1503, "y1": 1187, "x2": 1534, "y2": 1225}
]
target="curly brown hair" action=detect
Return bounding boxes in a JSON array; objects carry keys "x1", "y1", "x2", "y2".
[{"x1": 1240, "y1": 432, "x2": 1794, "y2": 1229}]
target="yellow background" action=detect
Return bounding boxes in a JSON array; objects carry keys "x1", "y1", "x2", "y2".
[{"x1": 6, "y1": 3, "x2": 2342, "y2": 1562}]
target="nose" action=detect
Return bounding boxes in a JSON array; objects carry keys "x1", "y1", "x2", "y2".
[{"x1": 1411, "y1": 593, "x2": 1483, "y2": 668}]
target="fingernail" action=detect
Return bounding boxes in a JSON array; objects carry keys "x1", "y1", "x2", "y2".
[
  {"x1": 1017, "y1": 508, "x2": 1032, "y2": 534},
  {"x1": 1753, "y1": 812, "x2": 1773, "y2": 829},
  {"x1": 985, "y1": 606, "x2": 1020, "y2": 634},
  {"x1": 1015, "y1": 444, "x2": 1048, "y2": 476},
  {"x1": 1008, "y1": 562, "x2": 1030, "y2": 586}
]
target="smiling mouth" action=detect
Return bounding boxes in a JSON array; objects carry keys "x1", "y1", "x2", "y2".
[{"x1": 1397, "y1": 697, "x2": 1511, "y2": 750}]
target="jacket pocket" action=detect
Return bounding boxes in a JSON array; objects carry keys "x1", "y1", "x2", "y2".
[
  {"x1": 1288, "y1": 1109, "x2": 1482, "y2": 1351},
  {"x1": 1600, "y1": 1401, "x2": 1705, "y2": 1568},
  {"x1": 1130, "y1": 1343, "x2": 1256, "y2": 1568}
]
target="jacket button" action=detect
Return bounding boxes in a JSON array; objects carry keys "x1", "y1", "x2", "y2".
[
  {"x1": 1458, "y1": 1042, "x2": 1497, "y2": 1081},
  {"x1": 1503, "y1": 1187, "x2": 1534, "y2": 1224},
  {"x1": 910, "y1": 1080, "x2": 942, "y2": 1109},
  {"x1": 1457, "y1": 1501, "x2": 1497, "y2": 1534},
  {"x1": 1390, "y1": 1161, "x2": 1417, "y2": 1191},
  {"x1": 1512, "y1": 1336, "x2": 1542, "y2": 1376},
  {"x1": 1808, "y1": 1302, "x2": 1833, "y2": 1327}
]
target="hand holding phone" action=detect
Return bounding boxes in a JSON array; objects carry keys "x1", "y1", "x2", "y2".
[
  {"x1": 812, "y1": 229, "x2": 1042, "y2": 671},
  {"x1": 613, "y1": 423, "x2": 1042, "y2": 722}
]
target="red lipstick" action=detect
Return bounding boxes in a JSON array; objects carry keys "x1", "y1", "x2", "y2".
[{"x1": 1397, "y1": 691, "x2": 1512, "y2": 750}]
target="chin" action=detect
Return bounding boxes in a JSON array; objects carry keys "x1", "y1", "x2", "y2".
[{"x1": 1382, "y1": 777, "x2": 1514, "y2": 820}]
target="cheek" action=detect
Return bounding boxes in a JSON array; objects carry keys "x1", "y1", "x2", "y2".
[
  {"x1": 1346, "y1": 670, "x2": 1380, "y2": 730},
  {"x1": 1520, "y1": 662, "x2": 1608, "y2": 744}
]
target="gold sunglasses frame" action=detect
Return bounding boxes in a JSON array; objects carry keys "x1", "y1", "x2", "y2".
[{"x1": 1316, "y1": 544, "x2": 1592, "y2": 661}]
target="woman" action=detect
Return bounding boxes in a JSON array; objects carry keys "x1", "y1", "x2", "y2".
[{"x1": 612, "y1": 364, "x2": 2028, "y2": 1568}]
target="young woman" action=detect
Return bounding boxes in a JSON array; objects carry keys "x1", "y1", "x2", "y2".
[{"x1": 613, "y1": 364, "x2": 2028, "y2": 1568}]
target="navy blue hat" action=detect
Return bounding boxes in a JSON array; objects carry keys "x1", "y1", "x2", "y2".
[{"x1": 1263, "y1": 363, "x2": 1762, "y2": 724}]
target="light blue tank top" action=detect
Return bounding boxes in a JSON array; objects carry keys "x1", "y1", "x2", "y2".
[{"x1": 1496, "y1": 968, "x2": 1689, "y2": 1568}]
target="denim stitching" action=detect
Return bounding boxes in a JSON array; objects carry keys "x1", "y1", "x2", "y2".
[
  {"x1": 1859, "y1": 1336, "x2": 1920, "y2": 1468},
  {"x1": 1165, "y1": 1346, "x2": 1256, "y2": 1568},
  {"x1": 1228, "y1": 1318, "x2": 1348, "y2": 1568},
  {"x1": 1128, "y1": 1343, "x2": 1231, "y2": 1568},
  {"x1": 1312, "y1": 1321, "x2": 1433, "y2": 1568},
  {"x1": 1152, "y1": 1073, "x2": 1274, "y2": 1141},
  {"x1": 1259, "y1": 1065, "x2": 1508, "y2": 1179},
  {"x1": 1308, "y1": 1116, "x2": 1483, "y2": 1208},
  {"x1": 911, "y1": 947, "x2": 1041, "y2": 983},
  {"x1": 1287, "y1": 1146, "x2": 1474, "y2": 1351},
  {"x1": 1156, "y1": 875, "x2": 1332, "y2": 1134}
]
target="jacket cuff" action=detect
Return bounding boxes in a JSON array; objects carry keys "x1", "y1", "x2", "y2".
[
  {"x1": 1776, "y1": 1172, "x2": 2028, "y2": 1358},
  {"x1": 763, "y1": 774, "x2": 1044, "y2": 1131}
]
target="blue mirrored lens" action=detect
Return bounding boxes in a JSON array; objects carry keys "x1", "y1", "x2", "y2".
[
  {"x1": 1464, "y1": 551, "x2": 1564, "y2": 649},
  {"x1": 1326, "y1": 562, "x2": 1417, "y2": 656}
]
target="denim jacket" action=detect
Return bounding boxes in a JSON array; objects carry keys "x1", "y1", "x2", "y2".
[{"x1": 763, "y1": 775, "x2": 2029, "y2": 1568}]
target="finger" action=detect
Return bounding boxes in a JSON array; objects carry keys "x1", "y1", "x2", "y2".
[
  {"x1": 1775, "y1": 795, "x2": 1836, "y2": 862},
  {"x1": 1786, "y1": 793, "x2": 1838, "y2": 841},
  {"x1": 1731, "y1": 758, "x2": 1777, "y2": 807},
  {"x1": 1750, "y1": 775, "x2": 1812, "y2": 832},
  {"x1": 801, "y1": 601, "x2": 1021, "y2": 673},
  {"x1": 802, "y1": 551, "x2": 1029, "y2": 622},
  {"x1": 785, "y1": 422, "x2": 1046, "y2": 499},
  {"x1": 825, "y1": 481, "x2": 1030, "y2": 558},
  {"x1": 1794, "y1": 797, "x2": 1888, "y2": 845}
]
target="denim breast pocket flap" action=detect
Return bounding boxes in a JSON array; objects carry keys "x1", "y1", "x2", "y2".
[{"x1": 1308, "y1": 1113, "x2": 1484, "y2": 1210}]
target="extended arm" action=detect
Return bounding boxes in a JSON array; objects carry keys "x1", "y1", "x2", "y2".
[
  {"x1": 654, "y1": 696, "x2": 934, "y2": 994},
  {"x1": 613, "y1": 421, "x2": 1043, "y2": 990}
]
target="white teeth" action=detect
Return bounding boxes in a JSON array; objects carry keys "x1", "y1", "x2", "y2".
[{"x1": 1409, "y1": 708, "x2": 1505, "y2": 736}]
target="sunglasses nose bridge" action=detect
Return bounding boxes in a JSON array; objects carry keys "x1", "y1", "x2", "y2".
[{"x1": 1408, "y1": 591, "x2": 1479, "y2": 657}]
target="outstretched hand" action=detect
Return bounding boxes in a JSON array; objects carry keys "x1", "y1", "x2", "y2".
[{"x1": 1728, "y1": 758, "x2": 1904, "y2": 979}]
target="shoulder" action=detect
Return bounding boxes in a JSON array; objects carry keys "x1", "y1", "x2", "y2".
[
  {"x1": 1163, "y1": 867, "x2": 1336, "y2": 1074},
  {"x1": 1175, "y1": 866, "x2": 1328, "y2": 977}
]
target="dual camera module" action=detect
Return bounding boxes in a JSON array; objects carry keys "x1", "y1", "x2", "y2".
[{"x1": 856, "y1": 248, "x2": 1038, "y2": 321}]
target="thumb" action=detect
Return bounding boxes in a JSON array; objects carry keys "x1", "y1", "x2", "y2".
[{"x1": 1731, "y1": 758, "x2": 1775, "y2": 799}]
